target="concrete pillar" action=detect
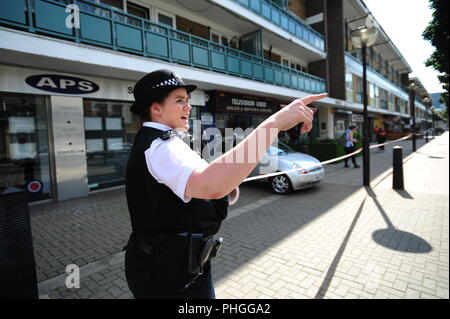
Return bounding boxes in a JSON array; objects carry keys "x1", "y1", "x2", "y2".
[{"x1": 324, "y1": 0, "x2": 346, "y2": 101}]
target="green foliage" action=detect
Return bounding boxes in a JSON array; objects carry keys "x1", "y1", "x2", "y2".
[
  {"x1": 311, "y1": 138, "x2": 337, "y2": 144},
  {"x1": 423, "y1": 0, "x2": 449, "y2": 120}
]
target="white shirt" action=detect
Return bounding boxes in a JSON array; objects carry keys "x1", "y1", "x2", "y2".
[{"x1": 143, "y1": 122, "x2": 239, "y2": 205}]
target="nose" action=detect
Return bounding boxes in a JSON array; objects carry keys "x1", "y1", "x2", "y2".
[{"x1": 184, "y1": 102, "x2": 192, "y2": 111}]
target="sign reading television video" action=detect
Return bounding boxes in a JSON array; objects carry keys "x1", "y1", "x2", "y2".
[{"x1": 210, "y1": 91, "x2": 280, "y2": 115}]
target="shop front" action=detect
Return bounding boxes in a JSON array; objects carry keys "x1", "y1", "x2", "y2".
[
  {"x1": 0, "y1": 65, "x2": 140, "y2": 202},
  {"x1": 350, "y1": 113, "x2": 364, "y2": 136},
  {"x1": 0, "y1": 93, "x2": 52, "y2": 202},
  {"x1": 383, "y1": 116, "x2": 404, "y2": 133},
  {"x1": 0, "y1": 64, "x2": 153, "y2": 202},
  {"x1": 1, "y1": 64, "x2": 207, "y2": 202},
  {"x1": 333, "y1": 109, "x2": 352, "y2": 138},
  {"x1": 205, "y1": 90, "x2": 281, "y2": 134}
]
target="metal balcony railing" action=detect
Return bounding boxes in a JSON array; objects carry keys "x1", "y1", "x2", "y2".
[
  {"x1": 233, "y1": 0, "x2": 325, "y2": 52},
  {"x1": 345, "y1": 52, "x2": 409, "y2": 99},
  {"x1": 0, "y1": 0, "x2": 326, "y2": 94}
]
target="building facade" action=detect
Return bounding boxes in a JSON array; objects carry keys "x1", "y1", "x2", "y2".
[{"x1": 0, "y1": 0, "x2": 432, "y2": 202}]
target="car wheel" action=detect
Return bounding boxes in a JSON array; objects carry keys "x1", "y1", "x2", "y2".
[{"x1": 270, "y1": 174, "x2": 292, "y2": 194}]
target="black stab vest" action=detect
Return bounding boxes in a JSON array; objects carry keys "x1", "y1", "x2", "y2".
[{"x1": 125, "y1": 126, "x2": 228, "y2": 236}]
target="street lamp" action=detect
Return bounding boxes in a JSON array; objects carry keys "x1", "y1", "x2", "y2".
[
  {"x1": 351, "y1": 26, "x2": 378, "y2": 187},
  {"x1": 407, "y1": 80, "x2": 418, "y2": 151},
  {"x1": 422, "y1": 96, "x2": 430, "y2": 143}
]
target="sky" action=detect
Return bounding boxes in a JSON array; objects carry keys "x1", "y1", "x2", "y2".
[{"x1": 363, "y1": 0, "x2": 444, "y2": 94}]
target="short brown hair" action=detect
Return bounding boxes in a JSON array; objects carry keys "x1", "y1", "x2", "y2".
[{"x1": 138, "y1": 91, "x2": 171, "y2": 126}]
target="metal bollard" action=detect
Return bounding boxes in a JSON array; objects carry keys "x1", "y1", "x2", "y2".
[{"x1": 392, "y1": 146, "x2": 404, "y2": 190}]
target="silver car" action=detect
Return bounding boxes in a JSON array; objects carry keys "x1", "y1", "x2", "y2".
[
  {"x1": 201, "y1": 135, "x2": 325, "y2": 194},
  {"x1": 248, "y1": 141, "x2": 325, "y2": 194}
]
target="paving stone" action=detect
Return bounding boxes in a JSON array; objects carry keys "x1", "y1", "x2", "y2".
[{"x1": 29, "y1": 135, "x2": 449, "y2": 299}]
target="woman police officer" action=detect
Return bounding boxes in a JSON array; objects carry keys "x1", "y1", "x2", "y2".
[{"x1": 124, "y1": 69, "x2": 327, "y2": 299}]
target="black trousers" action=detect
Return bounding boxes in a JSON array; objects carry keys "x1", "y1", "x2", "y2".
[
  {"x1": 377, "y1": 137, "x2": 386, "y2": 150},
  {"x1": 124, "y1": 233, "x2": 215, "y2": 299},
  {"x1": 344, "y1": 146, "x2": 357, "y2": 166}
]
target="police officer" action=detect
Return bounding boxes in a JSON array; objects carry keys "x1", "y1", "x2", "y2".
[{"x1": 124, "y1": 69, "x2": 327, "y2": 299}]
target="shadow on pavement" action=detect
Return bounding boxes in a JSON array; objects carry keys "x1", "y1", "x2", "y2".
[
  {"x1": 365, "y1": 187, "x2": 432, "y2": 254},
  {"x1": 214, "y1": 138, "x2": 433, "y2": 298},
  {"x1": 394, "y1": 189, "x2": 414, "y2": 199},
  {"x1": 314, "y1": 197, "x2": 367, "y2": 299},
  {"x1": 29, "y1": 135, "x2": 434, "y2": 296}
]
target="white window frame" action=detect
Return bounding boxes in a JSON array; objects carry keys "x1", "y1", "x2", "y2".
[
  {"x1": 126, "y1": 1, "x2": 150, "y2": 19},
  {"x1": 154, "y1": 8, "x2": 176, "y2": 28},
  {"x1": 210, "y1": 30, "x2": 221, "y2": 44},
  {"x1": 96, "y1": 0, "x2": 126, "y2": 10},
  {"x1": 210, "y1": 29, "x2": 229, "y2": 46}
]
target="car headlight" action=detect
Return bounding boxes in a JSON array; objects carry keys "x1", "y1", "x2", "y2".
[{"x1": 292, "y1": 163, "x2": 307, "y2": 175}]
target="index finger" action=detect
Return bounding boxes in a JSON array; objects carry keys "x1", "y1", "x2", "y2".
[{"x1": 300, "y1": 93, "x2": 328, "y2": 105}]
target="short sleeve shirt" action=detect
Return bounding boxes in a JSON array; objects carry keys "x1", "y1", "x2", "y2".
[
  {"x1": 345, "y1": 129, "x2": 354, "y2": 148},
  {"x1": 143, "y1": 122, "x2": 208, "y2": 203}
]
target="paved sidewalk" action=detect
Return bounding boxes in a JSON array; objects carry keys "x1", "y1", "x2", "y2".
[{"x1": 30, "y1": 133, "x2": 448, "y2": 299}]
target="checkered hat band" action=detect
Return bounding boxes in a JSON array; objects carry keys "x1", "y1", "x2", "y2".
[{"x1": 151, "y1": 77, "x2": 181, "y2": 89}]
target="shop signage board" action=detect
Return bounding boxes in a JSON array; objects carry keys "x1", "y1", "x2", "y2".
[
  {"x1": 25, "y1": 74, "x2": 99, "y2": 94},
  {"x1": 351, "y1": 114, "x2": 364, "y2": 122},
  {"x1": 211, "y1": 91, "x2": 280, "y2": 115},
  {"x1": 0, "y1": 64, "x2": 133, "y2": 101}
]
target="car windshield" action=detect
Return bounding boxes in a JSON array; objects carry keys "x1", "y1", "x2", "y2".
[{"x1": 267, "y1": 141, "x2": 295, "y2": 155}]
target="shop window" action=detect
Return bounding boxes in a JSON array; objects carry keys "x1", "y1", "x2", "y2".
[
  {"x1": 83, "y1": 99, "x2": 138, "y2": 191},
  {"x1": 0, "y1": 93, "x2": 52, "y2": 202}
]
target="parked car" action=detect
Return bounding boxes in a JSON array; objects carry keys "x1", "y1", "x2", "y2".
[
  {"x1": 202, "y1": 135, "x2": 325, "y2": 194},
  {"x1": 248, "y1": 141, "x2": 325, "y2": 194}
]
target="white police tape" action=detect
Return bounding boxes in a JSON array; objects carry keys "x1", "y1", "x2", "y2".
[{"x1": 242, "y1": 132, "x2": 429, "y2": 183}]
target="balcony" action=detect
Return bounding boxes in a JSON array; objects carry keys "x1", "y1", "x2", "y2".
[
  {"x1": 345, "y1": 52, "x2": 409, "y2": 100},
  {"x1": 233, "y1": 0, "x2": 325, "y2": 52},
  {"x1": 0, "y1": 0, "x2": 326, "y2": 94}
]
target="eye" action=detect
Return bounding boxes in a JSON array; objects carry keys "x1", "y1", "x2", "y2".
[{"x1": 177, "y1": 98, "x2": 189, "y2": 104}]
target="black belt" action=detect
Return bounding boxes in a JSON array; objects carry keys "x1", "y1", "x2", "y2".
[{"x1": 129, "y1": 232, "x2": 221, "y2": 271}]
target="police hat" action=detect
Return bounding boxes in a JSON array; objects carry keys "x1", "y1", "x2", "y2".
[{"x1": 130, "y1": 69, "x2": 197, "y2": 115}]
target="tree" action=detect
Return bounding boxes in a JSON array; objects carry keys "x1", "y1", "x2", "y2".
[{"x1": 423, "y1": 0, "x2": 449, "y2": 121}]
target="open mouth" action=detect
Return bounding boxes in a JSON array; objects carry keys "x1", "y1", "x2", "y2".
[{"x1": 181, "y1": 116, "x2": 188, "y2": 120}]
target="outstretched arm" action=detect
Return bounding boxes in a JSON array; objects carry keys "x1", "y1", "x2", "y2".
[{"x1": 185, "y1": 93, "x2": 328, "y2": 199}]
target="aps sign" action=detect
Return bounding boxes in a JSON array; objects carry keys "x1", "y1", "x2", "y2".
[{"x1": 25, "y1": 74, "x2": 99, "y2": 94}]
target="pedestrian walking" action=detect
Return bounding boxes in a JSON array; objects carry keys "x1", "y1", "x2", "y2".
[
  {"x1": 344, "y1": 125, "x2": 360, "y2": 168},
  {"x1": 122, "y1": 69, "x2": 328, "y2": 299},
  {"x1": 377, "y1": 127, "x2": 386, "y2": 152}
]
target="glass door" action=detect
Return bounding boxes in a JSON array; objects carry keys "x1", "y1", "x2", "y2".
[{"x1": 0, "y1": 93, "x2": 52, "y2": 201}]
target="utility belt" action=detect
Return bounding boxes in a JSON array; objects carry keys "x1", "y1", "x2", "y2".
[{"x1": 130, "y1": 232, "x2": 223, "y2": 275}]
